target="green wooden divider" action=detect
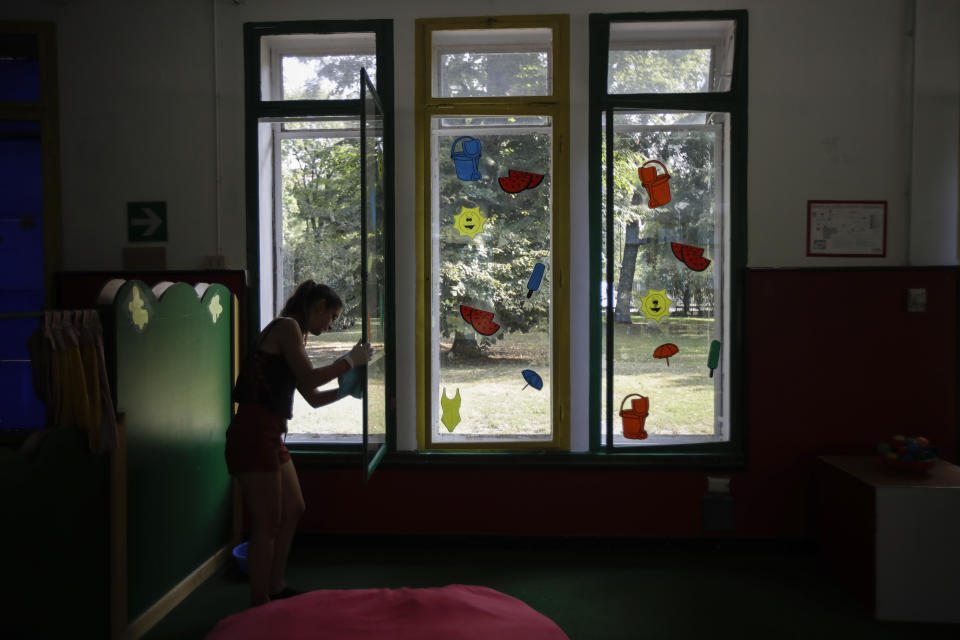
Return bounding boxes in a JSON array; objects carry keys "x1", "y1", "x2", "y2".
[{"x1": 112, "y1": 281, "x2": 233, "y2": 621}]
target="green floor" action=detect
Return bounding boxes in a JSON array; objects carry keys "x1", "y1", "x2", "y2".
[{"x1": 145, "y1": 536, "x2": 960, "y2": 640}]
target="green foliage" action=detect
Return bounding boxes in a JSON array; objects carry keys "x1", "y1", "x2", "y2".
[{"x1": 439, "y1": 129, "x2": 552, "y2": 339}]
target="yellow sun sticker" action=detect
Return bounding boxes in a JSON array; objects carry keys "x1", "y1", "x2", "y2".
[
  {"x1": 639, "y1": 288, "x2": 672, "y2": 323},
  {"x1": 453, "y1": 206, "x2": 486, "y2": 239}
]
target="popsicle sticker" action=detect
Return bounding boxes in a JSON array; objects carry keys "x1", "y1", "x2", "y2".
[
  {"x1": 707, "y1": 340, "x2": 721, "y2": 377},
  {"x1": 440, "y1": 387, "x2": 462, "y2": 431},
  {"x1": 520, "y1": 369, "x2": 543, "y2": 391},
  {"x1": 526, "y1": 263, "x2": 545, "y2": 298}
]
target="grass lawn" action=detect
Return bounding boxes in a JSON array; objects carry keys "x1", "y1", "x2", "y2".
[{"x1": 287, "y1": 316, "x2": 717, "y2": 440}]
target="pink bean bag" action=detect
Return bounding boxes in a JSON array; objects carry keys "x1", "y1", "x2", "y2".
[{"x1": 206, "y1": 584, "x2": 569, "y2": 640}]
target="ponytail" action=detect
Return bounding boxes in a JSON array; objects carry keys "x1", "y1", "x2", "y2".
[{"x1": 280, "y1": 280, "x2": 343, "y2": 330}]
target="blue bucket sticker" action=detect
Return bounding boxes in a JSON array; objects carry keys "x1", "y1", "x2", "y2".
[{"x1": 451, "y1": 136, "x2": 482, "y2": 181}]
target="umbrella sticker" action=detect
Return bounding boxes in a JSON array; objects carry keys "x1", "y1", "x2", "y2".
[
  {"x1": 639, "y1": 288, "x2": 672, "y2": 323},
  {"x1": 520, "y1": 369, "x2": 543, "y2": 391},
  {"x1": 526, "y1": 263, "x2": 545, "y2": 298},
  {"x1": 653, "y1": 343, "x2": 679, "y2": 366},
  {"x1": 440, "y1": 387, "x2": 461, "y2": 432},
  {"x1": 707, "y1": 340, "x2": 722, "y2": 377}
]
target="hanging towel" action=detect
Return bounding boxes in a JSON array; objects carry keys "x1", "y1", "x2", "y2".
[{"x1": 26, "y1": 310, "x2": 118, "y2": 453}]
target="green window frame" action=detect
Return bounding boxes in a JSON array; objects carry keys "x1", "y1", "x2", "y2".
[
  {"x1": 243, "y1": 20, "x2": 396, "y2": 455},
  {"x1": 588, "y1": 11, "x2": 748, "y2": 463}
]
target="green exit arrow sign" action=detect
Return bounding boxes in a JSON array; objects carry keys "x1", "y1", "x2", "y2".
[{"x1": 127, "y1": 201, "x2": 167, "y2": 242}]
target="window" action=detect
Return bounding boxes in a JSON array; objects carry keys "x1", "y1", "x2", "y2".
[
  {"x1": 415, "y1": 16, "x2": 570, "y2": 450},
  {"x1": 0, "y1": 24, "x2": 58, "y2": 433},
  {"x1": 590, "y1": 12, "x2": 747, "y2": 457},
  {"x1": 244, "y1": 21, "x2": 394, "y2": 446}
]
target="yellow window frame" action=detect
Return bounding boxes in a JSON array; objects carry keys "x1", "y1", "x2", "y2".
[{"x1": 414, "y1": 15, "x2": 570, "y2": 451}]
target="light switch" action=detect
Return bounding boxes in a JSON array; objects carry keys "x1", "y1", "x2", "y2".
[{"x1": 907, "y1": 288, "x2": 927, "y2": 313}]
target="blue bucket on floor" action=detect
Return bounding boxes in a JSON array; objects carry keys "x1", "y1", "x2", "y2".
[
  {"x1": 232, "y1": 542, "x2": 249, "y2": 576},
  {"x1": 451, "y1": 136, "x2": 482, "y2": 180}
]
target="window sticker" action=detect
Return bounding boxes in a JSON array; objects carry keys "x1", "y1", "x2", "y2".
[
  {"x1": 638, "y1": 159, "x2": 671, "y2": 208},
  {"x1": 450, "y1": 136, "x2": 482, "y2": 181},
  {"x1": 440, "y1": 387, "x2": 462, "y2": 431},
  {"x1": 520, "y1": 369, "x2": 543, "y2": 391},
  {"x1": 498, "y1": 169, "x2": 545, "y2": 194},
  {"x1": 653, "y1": 343, "x2": 679, "y2": 366},
  {"x1": 708, "y1": 340, "x2": 722, "y2": 378},
  {"x1": 525, "y1": 263, "x2": 546, "y2": 298},
  {"x1": 459, "y1": 304, "x2": 500, "y2": 336},
  {"x1": 453, "y1": 206, "x2": 486, "y2": 238},
  {"x1": 619, "y1": 394, "x2": 649, "y2": 440},
  {"x1": 639, "y1": 288, "x2": 672, "y2": 322},
  {"x1": 670, "y1": 242, "x2": 711, "y2": 272}
]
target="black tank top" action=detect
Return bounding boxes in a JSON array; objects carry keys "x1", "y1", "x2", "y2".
[{"x1": 232, "y1": 319, "x2": 297, "y2": 419}]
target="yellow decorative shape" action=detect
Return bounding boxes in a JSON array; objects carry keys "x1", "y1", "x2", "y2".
[
  {"x1": 208, "y1": 294, "x2": 223, "y2": 323},
  {"x1": 440, "y1": 387, "x2": 461, "y2": 432},
  {"x1": 639, "y1": 288, "x2": 672, "y2": 323},
  {"x1": 453, "y1": 206, "x2": 486, "y2": 239},
  {"x1": 128, "y1": 286, "x2": 149, "y2": 330}
]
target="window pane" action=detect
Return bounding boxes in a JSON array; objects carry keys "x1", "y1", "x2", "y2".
[
  {"x1": 0, "y1": 34, "x2": 40, "y2": 102},
  {"x1": 433, "y1": 28, "x2": 552, "y2": 98},
  {"x1": 601, "y1": 110, "x2": 728, "y2": 445},
  {"x1": 362, "y1": 79, "x2": 386, "y2": 457},
  {"x1": 608, "y1": 20, "x2": 735, "y2": 94},
  {"x1": 432, "y1": 116, "x2": 553, "y2": 441},
  {"x1": 278, "y1": 123, "x2": 363, "y2": 439},
  {"x1": 282, "y1": 55, "x2": 376, "y2": 100},
  {"x1": 262, "y1": 33, "x2": 376, "y2": 101}
]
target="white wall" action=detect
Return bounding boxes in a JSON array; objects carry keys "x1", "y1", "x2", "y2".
[
  {"x1": 5, "y1": 0, "x2": 959, "y2": 447},
  {"x1": 7, "y1": 0, "x2": 952, "y2": 269},
  {"x1": 910, "y1": 0, "x2": 960, "y2": 265}
]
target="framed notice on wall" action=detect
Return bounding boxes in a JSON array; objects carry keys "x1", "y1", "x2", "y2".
[{"x1": 806, "y1": 200, "x2": 887, "y2": 257}]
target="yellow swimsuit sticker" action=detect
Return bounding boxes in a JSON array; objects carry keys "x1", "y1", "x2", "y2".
[{"x1": 440, "y1": 387, "x2": 462, "y2": 432}]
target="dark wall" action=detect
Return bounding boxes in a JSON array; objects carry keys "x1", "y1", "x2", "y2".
[{"x1": 295, "y1": 268, "x2": 958, "y2": 539}]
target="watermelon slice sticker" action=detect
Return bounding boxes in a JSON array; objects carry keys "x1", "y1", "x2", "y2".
[
  {"x1": 498, "y1": 169, "x2": 545, "y2": 194},
  {"x1": 670, "y1": 242, "x2": 711, "y2": 272},
  {"x1": 459, "y1": 304, "x2": 501, "y2": 336}
]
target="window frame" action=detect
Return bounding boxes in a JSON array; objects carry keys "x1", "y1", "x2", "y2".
[
  {"x1": 243, "y1": 20, "x2": 396, "y2": 454},
  {"x1": 415, "y1": 15, "x2": 571, "y2": 451},
  {"x1": 588, "y1": 11, "x2": 748, "y2": 463}
]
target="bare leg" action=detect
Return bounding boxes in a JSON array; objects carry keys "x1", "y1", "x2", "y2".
[
  {"x1": 237, "y1": 471, "x2": 282, "y2": 607},
  {"x1": 269, "y1": 458, "x2": 306, "y2": 595}
]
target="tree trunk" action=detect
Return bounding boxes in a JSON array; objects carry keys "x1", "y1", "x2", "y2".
[
  {"x1": 450, "y1": 330, "x2": 482, "y2": 359},
  {"x1": 615, "y1": 189, "x2": 649, "y2": 323}
]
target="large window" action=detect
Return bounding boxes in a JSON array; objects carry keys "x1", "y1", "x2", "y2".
[
  {"x1": 244, "y1": 21, "x2": 394, "y2": 445},
  {"x1": 590, "y1": 12, "x2": 747, "y2": 457},
  {"x1": 416, "y1": 16, "x2": 570, "y2": 450}
]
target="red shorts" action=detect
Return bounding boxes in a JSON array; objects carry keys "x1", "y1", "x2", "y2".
[{"x1": 224, "y1": 403, "x2": 291, "y2": 475}]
